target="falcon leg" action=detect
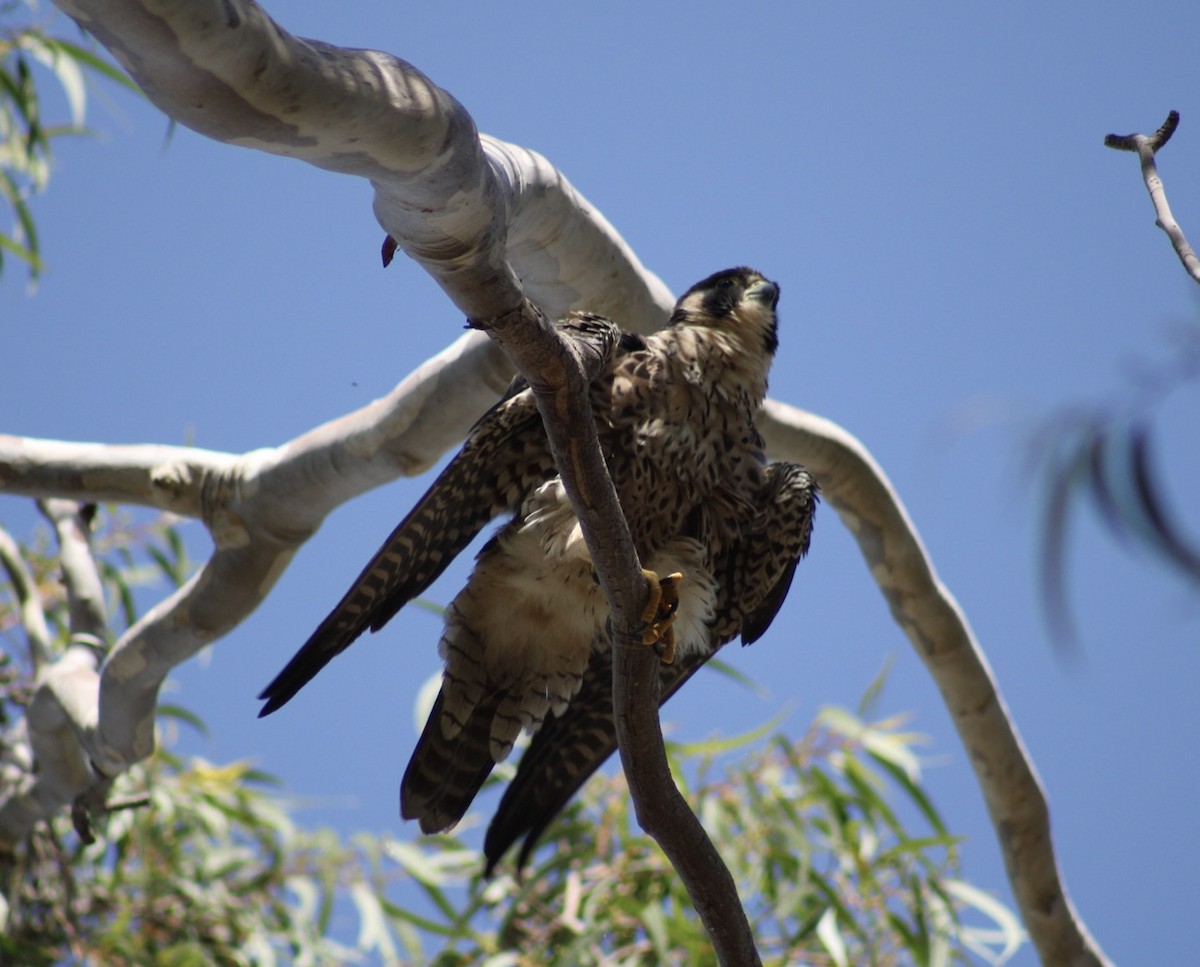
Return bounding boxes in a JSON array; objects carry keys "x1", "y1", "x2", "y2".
[{"x1": 640, "y1": 569, "x2": 683, "y2": 664}]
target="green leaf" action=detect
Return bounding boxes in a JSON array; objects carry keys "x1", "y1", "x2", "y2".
[
  {"x1": 351, "y1": 881, "x2": 398, "y2": 961},
  {"x1": 641, "y1": 899, "x2": 671, "y2": 962},
  {"x1": 18, "y1": 33, "x2": 86, "y2": 126},
  {"x1": 943, "y1": 878, "x2": 1027, "y2": 964},
  {"x1": 870, "y1": 752, "x2": 949, "y2": 839},
  {"x1": 703, "y1": 656, "x2": 770, "y2": 697},
  {"x1": 856, "y1": 654, "x2": 894, "y2": 718},
  {"x1": 0, "y1": 229, "x2": 40, "y2": 273},
  {"x1": 816, "y1": 907, "x2": 849, "y2": 967},
  {"x1": 41, "y1": 37, "x2": 143, "y2": 97},
  {"x1": 860, "y1": 721, "x2": 924, "y2": 783},
  {"x1": 156, "y1": 703, "x2": 210, "y2": 737},
  {"x1": 668, "y1": 703, "x2": 791, "y2": 758}
]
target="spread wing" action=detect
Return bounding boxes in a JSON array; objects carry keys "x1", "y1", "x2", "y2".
[
  {"x1": 258, "y1": 389, "x2": 550, "y2": 716},
  {"x1": 258, "y1": 311, "x2": 626, "y2": 717},
  {"x1": 482, "y1": 462, "x2": 817, "y2": 874}
]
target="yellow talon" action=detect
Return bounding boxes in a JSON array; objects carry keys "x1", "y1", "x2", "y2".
[{"x1": 640, "y1": 569, "x2": 683, "y2": 664}]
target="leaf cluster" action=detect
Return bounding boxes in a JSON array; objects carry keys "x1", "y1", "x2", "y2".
[
  {"x1": 0, "y1": 0, "x2": 139, "y2": 283},
  {"x1": 412, "y1": 705, "x2": 1023, "y2": 967},
  {"x1": 0, "y1": 509, "x2": 1023, "y2": 965}
]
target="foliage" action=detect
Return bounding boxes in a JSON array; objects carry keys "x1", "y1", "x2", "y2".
[
  {"x1": 414, "y1": 704, "x2": 1024, "y2": 967},
  {"x1": 0, "y1": 507, "x2": 1022, "y2": 965},
  {"x1": 0, "y1": 0, "x2": 139, "y2": 283}
]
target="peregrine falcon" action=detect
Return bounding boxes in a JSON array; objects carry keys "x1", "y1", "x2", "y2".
[{"x1": 258, "y1": 267, "x2": 817, "y2": 867}]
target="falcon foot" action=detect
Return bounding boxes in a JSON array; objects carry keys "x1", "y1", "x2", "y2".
[{"x1": 640, "y1": 569, "x2": 683, "y2": 664}]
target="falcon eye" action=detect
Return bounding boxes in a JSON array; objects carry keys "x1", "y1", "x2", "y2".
[{"x1": 701, "y1": 278, "x2": 742, "y2": 317}]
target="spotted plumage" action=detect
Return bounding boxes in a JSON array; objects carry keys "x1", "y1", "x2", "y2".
[{"x1": 258, "y1": 267, "x2": 817, "y2": 862}]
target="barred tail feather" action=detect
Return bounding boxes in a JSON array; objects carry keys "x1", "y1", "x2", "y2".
[
  {"x1": 482, "y1": 649, "x2": 711, "y2": 876},
  {"x1": 401, "y1": 691, "x2": 502, "y2": 834}
]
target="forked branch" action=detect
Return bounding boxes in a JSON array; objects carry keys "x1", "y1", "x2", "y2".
[{"x1": 1105, "y1": 110, "x2": 1200, "y2": 284}]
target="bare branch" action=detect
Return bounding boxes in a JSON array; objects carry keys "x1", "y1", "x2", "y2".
[
  {"x1": 1105, "y1": 110, "x2": 1200, "y2": 285},
  {"x1": 1104, "y1": 109, "x2": 1179, "y2": 153},
  {"x1": 36, "y1": 501, "x2": 106, "y2": 649},
  {"x1": 614, "y1": 637, "x2": 761, "y2": 963},
  {"x1": 759, "y1": 400, "x2": 1112, "y2": 967},
  {"x1": 0, "y1": 523, "x2": 52, "y2": 670}
]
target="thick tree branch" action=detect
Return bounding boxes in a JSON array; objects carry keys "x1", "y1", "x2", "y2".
[
  {"x1": 49, "y1": 0, "x2": 673, "y2": 325},
  {"x1": 760, "y1": 401, "x2": 1111, "y2": 967},
  {"x1": 1105, "y1": 110, "x2": 1200, "y2": 285}
]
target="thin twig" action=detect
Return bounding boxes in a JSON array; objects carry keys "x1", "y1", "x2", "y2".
[
  {"x1": 0, "y1": 523, "x2": 52, "y2": 670},
  {"x1": 1105, "y1": 110, "x2": 1200, "y2": 284}
]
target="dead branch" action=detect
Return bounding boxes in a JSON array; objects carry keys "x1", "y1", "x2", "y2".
[{"x1": 1105, "y1": 110, "x2": 1200, "y2": 285}]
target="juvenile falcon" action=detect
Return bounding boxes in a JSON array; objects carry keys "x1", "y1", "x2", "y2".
[{"x1": 258, "y1": 267, "x2": 817, "y2": 849}]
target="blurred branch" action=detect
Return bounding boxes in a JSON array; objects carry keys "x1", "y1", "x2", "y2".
[
  {"x1": 1105, "y1": 110, "x2": 1200, "y2": 285},
  {"x1": 1033, "y1": 406, "x2": 1200, "y2": 642}
]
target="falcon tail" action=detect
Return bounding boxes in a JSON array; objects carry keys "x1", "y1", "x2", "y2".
[
  {"x1": 401, "y1": 691, "x2": 501, "y2": 834},
  {"x1": 482, "y1": 649, "x2": 711, "y2": 876}
]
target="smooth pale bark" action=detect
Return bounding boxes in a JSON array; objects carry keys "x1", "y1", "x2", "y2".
[
  {"x1": 1104, "y1": 111, "x2": 1200, "y2": 284},
  {"x1": 759, "y1": 402, "x2": 1109, "y2": 966}
]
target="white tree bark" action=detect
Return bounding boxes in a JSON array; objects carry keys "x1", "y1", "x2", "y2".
[{"x1": 0, "y1": 1, "x2": 1110, "y2": 963}]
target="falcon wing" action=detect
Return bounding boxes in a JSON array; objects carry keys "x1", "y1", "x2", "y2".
[
  {"x1": 482, "y1": 462, "x2": 817, "y2": 874},
  {"x1": 258, "y1": 389, "x2": 549, "y2": 716},
  {"x1": 258, "y1": 311, "x2": 626, "y2": 717}
]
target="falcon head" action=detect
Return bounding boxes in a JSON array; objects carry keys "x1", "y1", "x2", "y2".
[{"x1": 669, "y1": 266, "x2": 781, "y2": 358}]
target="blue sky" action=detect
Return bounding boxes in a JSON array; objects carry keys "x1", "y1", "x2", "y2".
[{"x1": 4, "y1": 2, "x2": 1199, "y2": 963}]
